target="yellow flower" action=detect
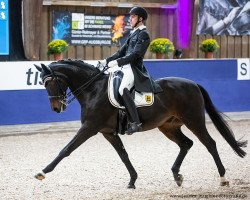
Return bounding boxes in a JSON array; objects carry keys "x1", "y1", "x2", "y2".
[
  {"x1": 47, "y1": 39, "x2": 69, "y2": 55},
  {"x1": 199, "y1": 39, "x2": 220, "y2": 53},
  {"x1": 149, "y1": 38, "x2": 175, "y2": 54}
]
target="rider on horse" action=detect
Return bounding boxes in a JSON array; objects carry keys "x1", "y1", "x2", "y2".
[{"x1": 100, "y1": 7, "x2": 163, "y2": 135}]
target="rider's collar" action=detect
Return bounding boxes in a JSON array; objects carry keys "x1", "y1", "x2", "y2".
[{"x1": 131, "y1": 25, "x2": 146, "y2": 33}]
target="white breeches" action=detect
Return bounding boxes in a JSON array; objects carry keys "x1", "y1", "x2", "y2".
[{"x1": 118, "y1": 64, "x2": 134, "y2": 96}]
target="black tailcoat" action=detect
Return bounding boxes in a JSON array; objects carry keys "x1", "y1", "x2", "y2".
[{"x1": 106, "y1": 28, "x2": 163, "y2": 93}]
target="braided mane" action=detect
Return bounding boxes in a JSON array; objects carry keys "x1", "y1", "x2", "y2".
[{"x1": 49, "y1": 59, "x2": 98, "y2": 72}]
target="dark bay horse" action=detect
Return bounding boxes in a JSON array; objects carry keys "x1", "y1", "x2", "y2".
[{"x1": 35, "y1": 59, "x2": 247, "y2": 188}]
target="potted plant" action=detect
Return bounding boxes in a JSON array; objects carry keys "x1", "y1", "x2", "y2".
[
  {"x1": 199, "y1": 38, "x2": 220, "y2": 59},
  {"x1": 149, "y1": 38, "x2": 175, "y2": 59},
  {"x1": 47, "y1": 39, "x2": 69, "y2": 60}
]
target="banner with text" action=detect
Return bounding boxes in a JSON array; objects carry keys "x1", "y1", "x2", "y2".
[
  {"x1": 52, "y1": 11, "x2": 131, "y2": 46},
  {"x1": 1, "y1": 59, "x2": 250, "y2": 91},
  {"x1": 0, "y1": 61, "x2": 97, "y2": 90}
]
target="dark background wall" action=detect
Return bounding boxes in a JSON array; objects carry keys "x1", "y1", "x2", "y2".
[{"x1": 1, "y1": 0, "x2": 250, "y2": 61}]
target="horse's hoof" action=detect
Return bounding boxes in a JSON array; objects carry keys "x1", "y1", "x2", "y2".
[
  {"x1": 127, "y1": 184, "x2": 136, "y2": 189},
  {"x1": 220, "y1": 176, "x2": 229, "y2": 186},
  {"x1": 220, "y1": 181, "x2": 229, "y2": 186},
  {"x1": 174, "y1": 174, "x2": 184, "y2": 187},
  {"x1": 35, "y1": 172, "x2": 45, "y2": 180}
]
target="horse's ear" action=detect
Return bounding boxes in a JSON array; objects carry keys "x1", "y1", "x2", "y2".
[
  {"x1": 41, "y1": 63, "x2": 51, "y2": 74},
  {"x1": 34, "y1": 64, "x2": 42, "y2": 72}
]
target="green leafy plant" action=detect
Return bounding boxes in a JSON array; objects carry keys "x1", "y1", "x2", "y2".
[
  {"x1": 199, "y1": 39, "x2": 220, "y2": 53},
  {"x1": 149, "y1": 38, "x2": 175, "y2": 54},
  {"x1": 47, "y1": 39, "x2": 69, "y2": 55}
]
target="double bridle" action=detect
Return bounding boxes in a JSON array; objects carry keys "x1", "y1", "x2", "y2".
[
  {"x1": 42, "y1": 63, "x2": 109, "y2": 107},
  {"x1": 43, "y1": 75, "x2": 68, "y2": 106}
]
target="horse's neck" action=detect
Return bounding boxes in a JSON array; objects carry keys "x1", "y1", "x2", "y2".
[
  {"x1": 68, "y1": 68, "x2": 108, "y2": 107},
  {"x1": 56, "y1": 63, "x2": 97, "y2": 84},
  {"x1": 57, "y1": 63, "x2": 104, "y2": 94}
]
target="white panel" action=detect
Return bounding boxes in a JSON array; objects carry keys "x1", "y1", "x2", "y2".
[
  {"x1": 0, "y1": 60, "x2": 98, "y2": 91},
  {"x1": 237, "y1": 59, "x2": 250, "y2": 80}
]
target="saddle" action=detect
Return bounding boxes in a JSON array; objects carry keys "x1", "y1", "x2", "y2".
[
  {"x1": 107, "y1": 71, "x2": 154, "y2": 135},
  {"x1": 108, "y1": 71, "x2": 154, "y2": 109}
]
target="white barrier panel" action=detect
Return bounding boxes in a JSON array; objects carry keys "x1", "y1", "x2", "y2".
[
  {"x1": 0, "y1": 60, "x2": 98, "y2": 91},
  {"x1": 237, "y1": 59, "x2": 250, "y2": 80},
  {"x1": 0, "y1": 61, "x2": 50, "y2": 90},
  {"x1": 1, "y1": 59, "x2": 249, "y2": 90}
]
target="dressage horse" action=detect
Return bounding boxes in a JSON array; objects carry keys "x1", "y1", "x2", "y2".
[{"x1": 35, "y1": 59, "x2": 247, "y2": 188}]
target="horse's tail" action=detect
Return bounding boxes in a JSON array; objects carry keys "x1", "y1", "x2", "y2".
[{"x1": 197, "y1": 84, "x2": 247, "y2": 158}]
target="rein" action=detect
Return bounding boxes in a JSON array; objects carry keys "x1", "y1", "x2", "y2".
[{"x1": 66, "y1": 65, "x2": 109, "y2": 105}]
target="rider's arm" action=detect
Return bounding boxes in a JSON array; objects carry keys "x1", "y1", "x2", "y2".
[
  {"x1": 106, "y1": 43, "x2": 127, "y2": 63},
  {"x1": 116, "y1": 30, "x2": 150, "y2": 66}
]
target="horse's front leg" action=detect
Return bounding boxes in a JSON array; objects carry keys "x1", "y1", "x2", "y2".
[
  {"x1": 35, "y1": 123, "x2": 98, "y2": 180},
  {"x1": 102, "y1": 133, "x2": 138, "y2": 189}
]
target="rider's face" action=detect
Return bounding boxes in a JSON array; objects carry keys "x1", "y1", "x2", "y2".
[{"x1": 129, "y1": 14, "x2": 139, "y2": 28}]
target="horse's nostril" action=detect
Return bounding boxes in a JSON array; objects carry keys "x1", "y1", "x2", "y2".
[{"x1": 53, "y1": 107, "x2": 60, "y2": 113}]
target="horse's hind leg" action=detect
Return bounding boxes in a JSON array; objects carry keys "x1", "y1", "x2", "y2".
[
  {"x1": 102, "y1": 133, "x2": 137, "y2": 189},
  {"x1": 184, "y1": 118, "x2": 229, "y2": 186},
  {"x1": 158, "y1": 125, "x2": 193, "y2": 187}
]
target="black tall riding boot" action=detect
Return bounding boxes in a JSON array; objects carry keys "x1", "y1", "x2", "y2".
[{"x1": 121, "y1": 88, "x2": 142, "y2": 135}]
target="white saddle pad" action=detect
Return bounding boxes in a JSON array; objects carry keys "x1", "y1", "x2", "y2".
[{"x1": 107, "y1": 72, "x2": 154, "y2": 109}]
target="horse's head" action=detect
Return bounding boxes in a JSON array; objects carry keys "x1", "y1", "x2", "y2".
[{"x1": 35, "y1": 63, "x2": 68, "y2": 113}]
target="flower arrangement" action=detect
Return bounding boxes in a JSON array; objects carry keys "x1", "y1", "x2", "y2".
[
  {"x1": 149, "y1": 38, "x2": 175, "y2": 54},
  {"x1": 47, "y1": 39, "x2": 69, "y2": 55},
  {"x1": 199, "y1": 39, "x2": 220, "y2": 53}
]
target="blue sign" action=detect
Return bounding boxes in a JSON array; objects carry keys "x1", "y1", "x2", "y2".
[{"x1": 0, "y1": 0, "x2": 9, "y2": 55}]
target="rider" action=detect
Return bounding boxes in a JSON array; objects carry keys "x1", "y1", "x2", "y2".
[{"x1": 100, "y1": 7, "x2": 163, "y2": 135}]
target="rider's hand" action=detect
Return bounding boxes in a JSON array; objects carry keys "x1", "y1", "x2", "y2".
[
  {"x1": 108, "y1": 60, "x2": 118, "y2": 68},
  {"x1": 99, "y1": 59, "x2": 107, "y2": 67}
]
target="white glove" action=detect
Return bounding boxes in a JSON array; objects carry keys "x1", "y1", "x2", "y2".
[
  {"x1": 108, "y1": 60, "x2": 118, "y2": 68},
  {"x1": 99, "y1": 59, "x2": 107, "y2": 67}
]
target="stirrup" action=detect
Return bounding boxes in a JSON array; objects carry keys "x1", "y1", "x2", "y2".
[{"x1": 126, "y1": 122, "x2": 142, "y2": 135}]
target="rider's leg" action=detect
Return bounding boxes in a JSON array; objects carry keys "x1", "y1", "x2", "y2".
[
  {"x1": 121, "y1": 88, "x2": 142, "y2": 134},
  {"x1": 119, "y1": 65, "x2": 142, "y2": 135}
]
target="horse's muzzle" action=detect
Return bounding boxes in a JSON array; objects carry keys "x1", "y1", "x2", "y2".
[
  {"x1": 50, "y1": 99, "x2": 67, "y2": 113},
  {"x1": 52, "y1": 106, "x2": 61, "y2": 113}
]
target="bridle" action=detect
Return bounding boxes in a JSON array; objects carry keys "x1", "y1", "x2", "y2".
[
  {"x1": 42, "y1": 63, "x2": 109, "y2": 107},
  {"x1": 43, "y1": 75, "x2": 68, "y2": 107}
]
